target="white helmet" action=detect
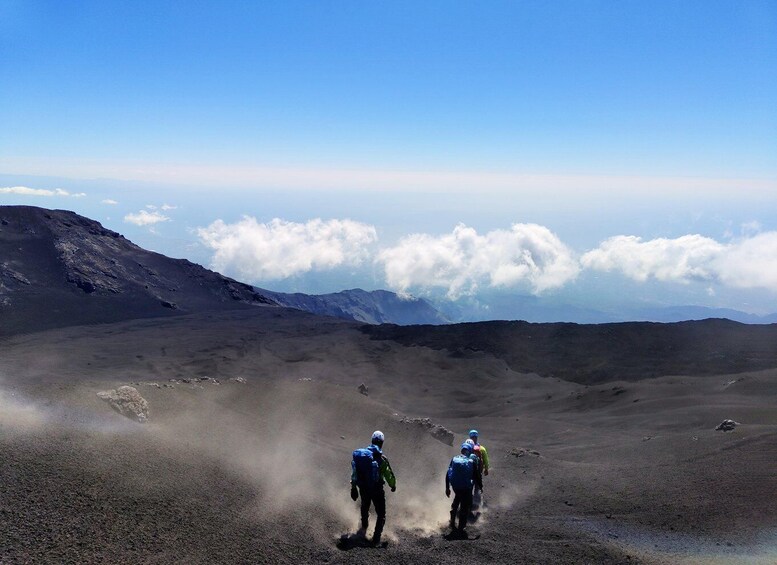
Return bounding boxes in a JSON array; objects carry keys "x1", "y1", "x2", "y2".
[
  {"x1": 465, "y1": 438, "x2": 475, "y2": 447},
  {"x1": 371, "y1": 430, "x2": 385, "y2": 443}
]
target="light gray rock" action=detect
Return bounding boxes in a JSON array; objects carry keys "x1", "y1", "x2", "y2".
[{"x1": 97, "y1": 386, "x2": 150, "y2": 423}]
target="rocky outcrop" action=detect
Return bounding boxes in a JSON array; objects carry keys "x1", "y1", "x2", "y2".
[
  {"x1": 715, "y1": 419, "x2": 739, "y2": 432},
  {"x1": 399, "y1": 417, "x2": 454, "y2": 446},
  {"x1": 97, "y1": 386, "x2": 150, "y2": 423}
]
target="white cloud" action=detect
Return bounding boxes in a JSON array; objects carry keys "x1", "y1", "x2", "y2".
[
  {"x1": 145, "y1": 204, "x2": 157, "y2": 210},
  {"x1": 581, "y1": 232, "x2": 777, "y2": 291},
  {"x1": 0, "y1": 186, "x2": 85, "y2": 197},
  {"x1": 581, "y1": 235, "x2": 724, "y2": 283},
  {"x1": 124, "y1": 210, "x2": 170, "y2": 226},
  {"x1": 197, "y1": 217, "x2": 378, "y2": 281},
  {"x1": 377, "y1": 223, "x2": 580, "y2": 299},
  {"x1": 714, "y1": 232, "x2": 777, "y2": 290},
  {"x1": 101, "y1": 199, "x2": 118, "y2": 205},
  {"x1": 161, "y1": 203, "x2": 177, "y2": 210}
]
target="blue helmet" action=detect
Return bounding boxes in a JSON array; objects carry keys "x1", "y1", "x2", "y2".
[
  {"x1": 460, "y1": 441, "x2": 473, "y2": 453},
  {"x1": 468, "y1": 429, "x2": 479, "y2": 439}
]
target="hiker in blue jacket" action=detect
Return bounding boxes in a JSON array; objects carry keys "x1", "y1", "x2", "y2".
[
  {"x1": 350, "y1": 430, "x2": 397, "y2": 545},
  {"x1": 445, "y1": 441, "x2": 483, "y2": 532}
]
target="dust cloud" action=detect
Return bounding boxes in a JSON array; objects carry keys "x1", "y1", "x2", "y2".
[{"x1": 0, "y1": 383, "x2": 45, "y2": 433}]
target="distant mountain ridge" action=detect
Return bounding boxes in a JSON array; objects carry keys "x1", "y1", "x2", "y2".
[
  {"x1": 435, "y1": 293, "x2": 777, "y2": 325},
  {"x1": 0, "y1": 206, "x2": 274, "y2": 336},
  {"x1": 255, "y1": 287, "x2": 450, "y2": 325}
]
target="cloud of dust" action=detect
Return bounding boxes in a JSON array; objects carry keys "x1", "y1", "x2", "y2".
[
  {"x1": 0, "y1": 386, "x2": 46, "y2": 432},
  {"x1": 140, "y1": 382, "x2": 476, "y2": 542}
]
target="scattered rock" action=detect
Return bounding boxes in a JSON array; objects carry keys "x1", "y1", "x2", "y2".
[
  {"x1": 715, "y1": 419, "x2": 739, "y2": 432},
  {"x1": 642, "y1": 436, "x2": 653, "y2": 442},
  {"x1": 192, "y1": 377, "x2": 220, "y2": 384},
  {"x1": 399, "y1": 417, "x2": 454, "y2": 446},
  {"x1": 358, "y1": 383, "x2": 369, "y2": 396},
  {"x1": 510, "y1": 447, "x2": 541, "y2": 458},
  {"x1": 160, "y1": 300, "x2": 177, "y2": 309},
  {"x1": 299, "y1": 377, "x2": 312, "y2": 382},
  {"x1": 229, "y1": 377, "x2": 247, "y2": 384},
  {"x1": 722, "y1": 378, "x2": 744, "y2": 389},
  {"x1": 96, "y1": 386, "x2": 149, "y2": 423}
]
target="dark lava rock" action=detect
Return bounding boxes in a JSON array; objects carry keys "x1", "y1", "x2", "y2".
[{"x1": 715, "y1": 419, "x2": 739, "y2": 432}]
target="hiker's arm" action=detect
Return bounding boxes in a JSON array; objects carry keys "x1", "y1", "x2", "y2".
[
  {"x1": 382, "y1": 457, "x2": 396, "y2": 491},
  {"x1": 351, "y1": 460, "x2": 358, "y2": 485},
  {"x1": 481, "y1": 446, "x2": 490, "y2": 473}
]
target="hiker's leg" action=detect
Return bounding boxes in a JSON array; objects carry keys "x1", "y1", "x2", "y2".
[
  {"x1": 373, "y1": 488, "x2": 386, "y2": 540},
  {"x1": 458, "y1": 489, "x2": 473, "y2": 530},
  {"x1": 358, "y1": 487, "x2": 371, "y2": 531}
]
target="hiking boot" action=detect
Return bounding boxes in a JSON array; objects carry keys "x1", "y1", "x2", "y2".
[
  {"x1": 356, "y1": 527, "x2": 367, "y2": 539},
  {"x1": 372, "y1": 532, "x2": 382, "y2": 546}
]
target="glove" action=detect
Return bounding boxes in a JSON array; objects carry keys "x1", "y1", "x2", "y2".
[
  {"x1": 445, "y1": 488, "x2": 451, "y2": 498},
  {"x1": 350, "y1": 485, "x2": 358, "y2": 501},
  {"x1": 390, "y1": 485, "x2": 396, "y2": 492}
]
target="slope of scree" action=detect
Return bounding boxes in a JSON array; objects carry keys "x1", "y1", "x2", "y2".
[
  {"x1": 362, "y1": 319, "x2": 777, "y2": 385},
  {"x1": 0, "y1": 205, "x2": 275, "y2": 337}
]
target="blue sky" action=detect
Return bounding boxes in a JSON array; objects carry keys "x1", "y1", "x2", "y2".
[{"x1": 2, "y1": 1, "x2": 777, "y2": 316}]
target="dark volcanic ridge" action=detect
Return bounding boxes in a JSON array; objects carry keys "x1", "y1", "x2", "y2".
[
  {"x1": 362, "y1": 318, "x2": 777, "y2": 385},
  {"x1": 0, "y1": 206, "x2": 274, "y2": 336}
]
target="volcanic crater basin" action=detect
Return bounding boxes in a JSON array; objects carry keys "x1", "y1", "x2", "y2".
[{"x1": 1, "y1": 308, "x2": 777, "y2": 564}]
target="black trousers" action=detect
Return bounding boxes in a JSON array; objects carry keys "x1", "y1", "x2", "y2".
[
  {"x1": 450, "y1": 487, "x2": 473, "y2": 529},
  {"x1": 358, "y1": 486, "x2": 386, "y2": 536}
]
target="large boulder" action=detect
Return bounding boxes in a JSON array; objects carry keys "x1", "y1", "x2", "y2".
[{"x1": 97, "y1": 386, "x2": 150, "y2": 423}]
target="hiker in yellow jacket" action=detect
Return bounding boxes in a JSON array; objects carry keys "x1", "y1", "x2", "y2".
[{"x1": 469, "y1": 429, "x2": 489, "y2": 475}]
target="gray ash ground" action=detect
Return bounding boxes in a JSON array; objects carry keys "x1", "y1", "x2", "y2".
[{"x1": 2, "y1": 308, "x2": 777, "y2": 564}]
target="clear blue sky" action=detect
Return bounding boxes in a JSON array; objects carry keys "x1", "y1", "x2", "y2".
[{"x1": 2, "y1": 1, "x2": 777, "y2": 317}]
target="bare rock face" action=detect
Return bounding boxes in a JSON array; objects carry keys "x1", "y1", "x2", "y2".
[
  {"x1": 97, "y1": 386, "x2": 150, "y2": 423},
  {"x1": 399, "y1": 417, "x2": 454, "y2": 446},
  {"x1": 715, "y1": 419, "x2": 739, "y2": 432}
]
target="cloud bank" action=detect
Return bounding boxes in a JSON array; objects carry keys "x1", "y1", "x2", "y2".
[
  {"x1": 582, "y1": 232, "x2": 777, "y2": 290},
  {"x1": 197, "y1": 217, "x2": 377, "y2": 281},
  {"x1": 0, "y1": 186, "x2": 86, "y2": 197},
  {"x1": 376, "y1": 223, "x2": 580, "y2": 299},
  {"x1": 193, "y1": 215, "x2": 777, "y2": 295},
  {"x1": 124, "y1": 210, "x2": 170, "y2": 226}
]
